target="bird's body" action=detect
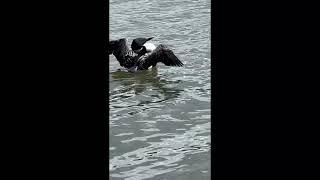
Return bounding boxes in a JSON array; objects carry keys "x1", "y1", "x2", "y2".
[{"x1": 108, "y1": 38, "x2": 183, "y2": 72}]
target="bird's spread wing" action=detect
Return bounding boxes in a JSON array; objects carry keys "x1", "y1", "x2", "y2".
[
  {"x1": 109, "y1": 38, "x2": 134, "y2": 66},
  {"x1": 138, "y1": 44, "x2": 183, "y2": 70},
  {"x1": 111, "y1": 38, "x2": 130, "y2": 57}
]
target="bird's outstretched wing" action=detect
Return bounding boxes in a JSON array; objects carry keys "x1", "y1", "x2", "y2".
[
  {"x1": 109, "y1": 38, "x2": 134, "y2": 66},
  {"x1": 109, "y1": 38, "x2": 130, "y2": 57},
  {"x1": 137, "y1": 44, "x2": 183, "y2": 70}
]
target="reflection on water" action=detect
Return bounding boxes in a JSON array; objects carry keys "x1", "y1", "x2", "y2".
[{"x1": 110, "y1": 68, "x2": 183, "y2": 109}]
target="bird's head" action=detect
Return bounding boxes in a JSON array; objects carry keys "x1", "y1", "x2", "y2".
[{"x1": 131, "y1": 37, "x2": 153, "y2": 54}]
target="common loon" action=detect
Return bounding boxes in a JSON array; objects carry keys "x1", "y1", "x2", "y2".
[{"x1": 108, "y1": 37, "x2": 183, "y2": 72}]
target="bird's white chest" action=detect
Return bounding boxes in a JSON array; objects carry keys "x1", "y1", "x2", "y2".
[{"x1": 143, "y1": 43, "x2": 156, "y2": 52}]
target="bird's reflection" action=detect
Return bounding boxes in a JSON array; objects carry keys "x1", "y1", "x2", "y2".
[{"x1": 109, "y1": 68, "x2": 183, "y2": 105}]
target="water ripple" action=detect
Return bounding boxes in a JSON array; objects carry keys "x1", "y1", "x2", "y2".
[{"x1": 110, "y1": 123, "x2": 210, "y2": 179}]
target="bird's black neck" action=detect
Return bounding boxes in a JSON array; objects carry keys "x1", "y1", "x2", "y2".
[{"x1": 137, "y1": 46, "x2": 147, "y2": 56}]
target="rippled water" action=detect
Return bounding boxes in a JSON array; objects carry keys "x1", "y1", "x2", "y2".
[{"x1": 109, "y1": 0, "x2": 211, "y2": 179}]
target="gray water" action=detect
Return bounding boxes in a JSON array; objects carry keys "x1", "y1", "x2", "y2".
[{"x1": 109, "y1": 0, "x2": 211, "y2": 179}]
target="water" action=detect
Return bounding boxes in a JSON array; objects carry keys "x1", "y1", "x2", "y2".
[{"x1": 109, "y1": 0, "x2": 211, "y2": 179}]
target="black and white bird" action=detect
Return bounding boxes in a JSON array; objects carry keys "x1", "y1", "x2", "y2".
[{"x1": 108, "y1": 37, "x2": 183, "y2": 72}]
